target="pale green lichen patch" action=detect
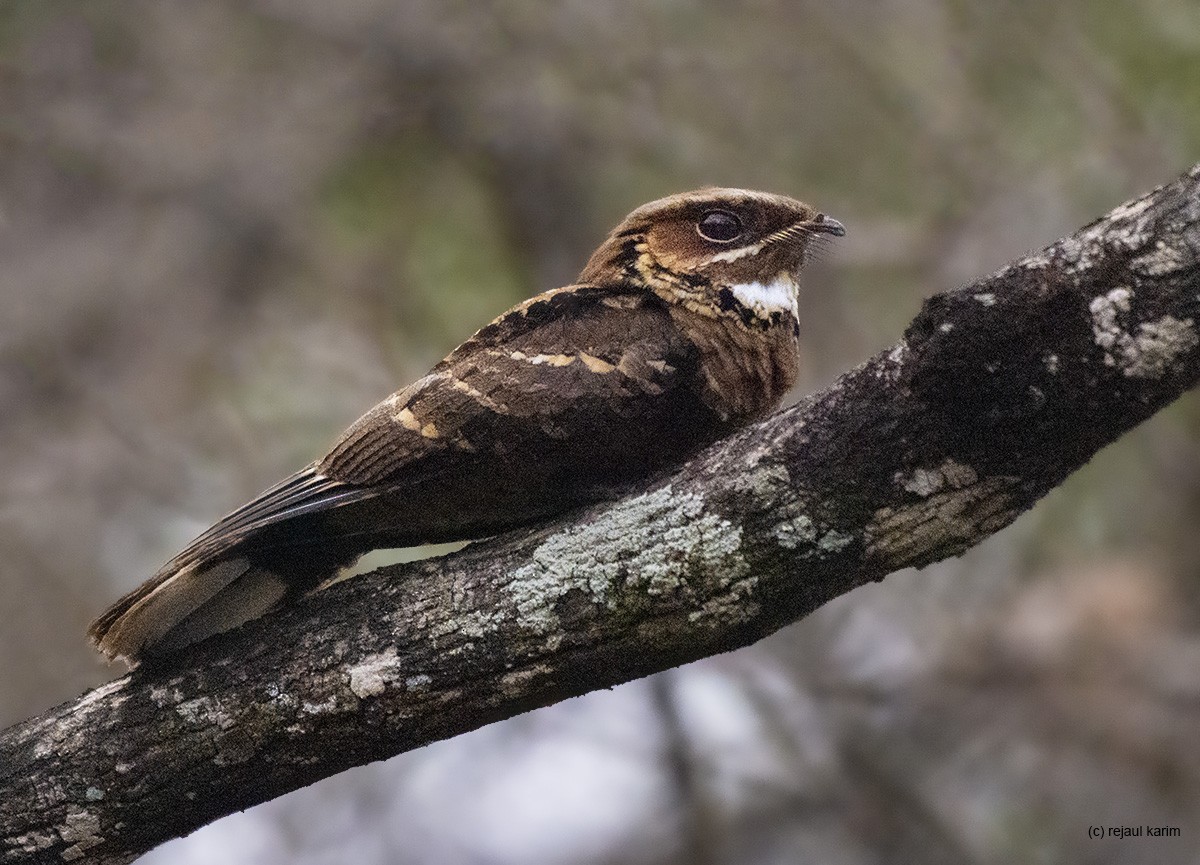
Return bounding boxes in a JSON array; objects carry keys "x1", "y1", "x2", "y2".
[
  {"x1": 688, "y1": 580, "x2": 761, "y2": 626},
  {"x1": 1090, "y1": 286, "x2": 1133, "y2": 355},
  {"x1": 149, "y1": 684, "x2": 184, "y2": 709},
  {"x1": 175, "y1": 696, "x2": 234, "y2": 730},
  {"x1": 877, "y1": 341, "x2": 909, "y2": 382},
  {"x1": 1089, "y1": 287, "x2": 1197, "y2": 378},
  {"x1": 1106, "y1": 194, "x2": 1155, "y2": 223},
  {"x1": 1047, "y1": 205, "x2": 1154, "y2": 275},
  {"x1": 59, "y1": 806, "x2": 103, "y2": 861},
  {"x1": 1132, "y1": 239, "x2": 1191, "y2": 277},
  {"x1": 451, "y1": 608, "x2": 501, "y2": 640},
  {"x1": 896, "y1": 458, "x2": 978, "y2": 497},
  {"x1": 13, "y1": 829, "x2": 55, "y2": 853},
  {"x1": 17, "y1": 677, "x2": 134, "y2": 764},
  {"x1": 300, "y1": 696, "x2": 342, "y2": 716},
  {"x1": 774, "y1": 513, "x2": 817, "y2": 548},
  {"x1": 404, "y1": 673, "x2": 432, "y2": 691},
  {"x1": 1048, "y1": 235, "x2": 1101, "y2": 273},
  {"x1": 347, "y1": 648, "x2": 402, "y2": 699},
  {"x1": 27, "y1": 678, "x2": 134, "y2": 761},
  {"x1": 74, "y1": 677, "x2": 129, "y2": 712},
  {"x1": 818, "y1": 530, "x2": 854, "y2": 552},
  {"x1": 1055, "y1": 195, "x2": 1157, "y2": 273},
  {"x1": 506, "y1": 485, "x2": 748, "y2": 634},
  {"x1": 773, "y1": 504, "x2": 855, "y2": 556},
  {"x1": 1123, "y1": 315, "x2": 1198, "y2": 377},
  {"x1": 725, "y1": 460, "x2": 789, "y2": 497}
]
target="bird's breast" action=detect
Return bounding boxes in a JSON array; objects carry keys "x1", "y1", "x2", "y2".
[{"x1": 671, "y1": 303, "x2": 800, "y2": 423}]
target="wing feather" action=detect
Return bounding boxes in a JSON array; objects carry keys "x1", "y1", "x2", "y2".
[{"x1": 175, "y1": 469, "x2": 366, "y2": 557}]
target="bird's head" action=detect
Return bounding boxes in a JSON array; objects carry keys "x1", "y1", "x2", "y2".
[{"x1": 579, "y1": 188, "x2": 843, "y2": 322}]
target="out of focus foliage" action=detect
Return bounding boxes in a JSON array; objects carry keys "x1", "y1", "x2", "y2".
[{"x1": 2, "y1": 2, "x2": 1199, "y2": 863}]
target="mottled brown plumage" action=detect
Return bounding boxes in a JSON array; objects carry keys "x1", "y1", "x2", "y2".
[{"x1": 89, "y1": 188, "x2": 844, "y2": 662}]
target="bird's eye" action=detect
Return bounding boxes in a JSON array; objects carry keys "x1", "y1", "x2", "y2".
[{"x1": 697, "y1": 210, "x2": 742, "y2": 243}]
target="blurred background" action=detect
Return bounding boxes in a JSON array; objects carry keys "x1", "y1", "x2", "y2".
[{"x1": 2, "y1": 1, "x2": 1199, "y2": 863}]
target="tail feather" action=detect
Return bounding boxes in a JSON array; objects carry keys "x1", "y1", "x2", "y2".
[
  {"x1": 88, "y1": 459, "x2": 384, "y2": 664},
  {"x1": 144, "y1": 567, "x2": 289, "y2": 658},
  {"x1": 90, "y1": 557, "x2": 260, "y2": 663}
]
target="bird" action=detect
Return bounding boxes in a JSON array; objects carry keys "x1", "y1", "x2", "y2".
[{"x1": 89, "y1": 188, "x2": 845, "y2": 663}]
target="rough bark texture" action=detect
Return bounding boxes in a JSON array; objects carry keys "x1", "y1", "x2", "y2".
[{"x1": 3, "y1": 165, "x2": 1200, "y2": 865}]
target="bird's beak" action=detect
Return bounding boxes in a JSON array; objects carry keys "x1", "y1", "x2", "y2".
[{"x1": 806, "y1": 213, "x2": 846, "y2": 237}]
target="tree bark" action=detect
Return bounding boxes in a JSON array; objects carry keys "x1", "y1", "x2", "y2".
[{"x1": 3, "y1": 165, "x2": 1200, "y2": 865}]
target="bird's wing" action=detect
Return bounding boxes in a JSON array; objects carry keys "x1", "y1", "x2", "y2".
[
  {"x1": 171, "y1": 466, "x2": 374, "y2": 558},
  {"x1": 151, "y1": 286, "x2": 709, "y2": 567},
  {"x1": 318, "y1": 283, "x2": 711, "y2": 487}
]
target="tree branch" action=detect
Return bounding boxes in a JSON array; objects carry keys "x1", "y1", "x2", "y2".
[{"x1": 4, "y1": 165, "x2": 1200, "y2": 865}]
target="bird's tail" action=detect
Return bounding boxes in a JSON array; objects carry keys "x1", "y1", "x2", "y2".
[{"x1": 88, "y1": 557, "x2": 289, "y2": 664}]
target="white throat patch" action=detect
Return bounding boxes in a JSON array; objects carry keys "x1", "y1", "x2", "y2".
[{"x1": 728, "y1": 273, "x2": 799, "y2": 319}]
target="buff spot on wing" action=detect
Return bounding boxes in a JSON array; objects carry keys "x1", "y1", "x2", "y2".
[
  {"x1": 646, "y1": 359, "x2": 673, "y2": 374},
  {"x1": 451, "y1": 377, "x2": 510, "y2": 414},
  {"x1": 394, "y1": 405, "x2": 440, "y2": 438},
  {"x1": 534, "y1": 354, "x2": 576, "y2": 367},
  {"x1": 579, "y1": 353, "x2": 616, "y2": 374},
  {"x1": 601, "y1": 295, "x2": 641, "y2": 310},
  {"x1": 395, "y1": 408, "x2": 422, "y2": 432},
  {"x1": 615, "y1": 351, "x2": 664, "y2": 394},
  {"x1": 512, "y1": 351, "x2": 577, "y2": 367}
]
